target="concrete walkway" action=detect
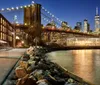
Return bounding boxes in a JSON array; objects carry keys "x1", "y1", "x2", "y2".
[{"x1": 0, "y1": 48, "x2": 27, "y2": 84}]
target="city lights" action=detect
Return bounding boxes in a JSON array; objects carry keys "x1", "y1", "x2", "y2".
[
  {"x1": 16, "y1": 7, "x2": 19, "y2": 10},
  {"x1": 1, "y1": 8, "x2": 4, "y2": 11}
]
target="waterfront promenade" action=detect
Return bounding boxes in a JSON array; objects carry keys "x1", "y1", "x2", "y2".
[{"x1": 0, "y1": 48, "x2": 26, "y2": 84}]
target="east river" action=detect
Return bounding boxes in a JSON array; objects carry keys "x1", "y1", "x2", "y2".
[{"x1": 47, "y1": 49, "x2": 100, "y2": 85}]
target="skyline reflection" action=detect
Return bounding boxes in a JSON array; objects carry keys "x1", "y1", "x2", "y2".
[
  {"x1": 72, "y1": 50, "x2": 94, "y2": 83},
  {"x1": 48, "y1": 49, "x2": 100, "y2": 85}
]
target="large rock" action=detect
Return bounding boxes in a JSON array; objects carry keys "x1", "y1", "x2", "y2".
[
  {"x1": 16, "y1": 74, "x2": 37, "y2": 85},
  {"x1": 19, "y1": 61, "x2": 29, "y2": 69},
  {"x1": 15, "y1": 66, "x2": 27, "y2": 78}
]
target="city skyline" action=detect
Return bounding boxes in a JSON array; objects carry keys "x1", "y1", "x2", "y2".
[{"x1": 0, "y1": 0, "x2": 100, "y2": 31}]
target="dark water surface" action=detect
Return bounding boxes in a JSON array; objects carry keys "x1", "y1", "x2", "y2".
[{"x1": 47, "y1": 49, "x2": 100, "y2": 85}]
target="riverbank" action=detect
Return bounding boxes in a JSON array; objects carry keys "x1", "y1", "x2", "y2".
[
  {"x1": 2, "y1": 47, "x2": 94, "y2": 85},
  {"x1": 43, "y1": 44, "x2": 100, "y2": 50}
]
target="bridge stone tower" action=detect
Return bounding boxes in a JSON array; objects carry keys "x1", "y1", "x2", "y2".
[
  {"x1": 95, "y1": 7, "x2": 100, "y2": 32},
  {"x1": 24, "y1": 4, "x2": 42, "y2": 42},
  {"x1": 24, "y1": 4, "x2": 41, "y2": 26}
]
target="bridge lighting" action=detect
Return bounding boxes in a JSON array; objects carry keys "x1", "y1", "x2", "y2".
[
  {"x1": 45, "y1": 9, "x2": 47, "y2": 12},
  {"x1": 11, "y1": 7, "x2": 14, "y2": 10},
  {"x1": 52, "y1": 15, "x2": 54, "y2": 17},
  {"x1": 32, "y1": 1, "x2": 35, "y2": 4},
  {"x1": 28, "y1": 5, "x2": 30, "y2": 7},
  {"x1": 42, "y1": 7, "x2": 44, "y2": 9},
  {"x1": 50, "y1": 13, "x2": 52, "y2": 16},
  {"x1": 16, "y1": 7, "x2": 19, "y2": 10},
  {"x1": 47, "y1": 11, "x2": 50, "y2": 14},
  {"x1": 7, "y1": 8, "x2": 10, "y2": 10},
  {"x1": 24, "y1": 5, "x2": 27, "y2": 8},
  {"x1": 1, "y1": 8, "x2": 4, "y2": 11},
  {"x1": 20, "y1": 6, "x2": 23, "y2": 8},
  {"x1": 57, "y1": 18, "x2": 59, "y2": 20},
  {"x1": 16, "y1": 36, "x2": 20, "y2": 39}
]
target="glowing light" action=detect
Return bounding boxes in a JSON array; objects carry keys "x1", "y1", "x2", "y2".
[
  {"x1": 32, "y1": 1, "x2": 35, "y2": 4},
  {"x1": 50, "y1": 13, "x2": 52, "y2": 15},
  {"x1": 1, "y1": 8, "x2": 4, "y2": 11},
  {"x1": 24, "y1": 5, "x2": 27, "y2": 8},
  {"x1": 47, "y1": 11, "x2": 50, "y2": 13},
  {"x1": 57, "y1": 18, "x2": 59, "y2": 20},
  {"x1": 16, "y1": 7, "x2": 19, "y2": 10},
  {"x1": 20, "y1": 6, "x2": 23, "y2": 8},
  {"x1": 24, "y1": 23, "x2": 27, "y2": 25},
  {"x1": 11, "y1": 7, "x2": 14, "y2": 10},
  {"x1": 16, "y1": 36, "x2": 20, "y2": 39},
  {"x1": 45, "y1": 9, "x2": 47, "y2": 12},
  {"x1": 22, "y1": 41, "x2": 24, "y2": 44},
  {"x1": 42, "y1": 7, "x2": 44, "y2": 9},
  {"x1": 52, "y1": 15, "x2": 54, "y2": 17},
  {"x1": 7, "y1": 8, "x2": 9, "y2": 10},
  {"x1": 28, "y1": 5, "x2": 30, "y2": 7}
]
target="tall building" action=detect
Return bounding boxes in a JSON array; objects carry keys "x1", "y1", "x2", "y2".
[
  {"x1": 76, "y1": 22, "x2": 82, "y2": 31},
  {"x1": 61, "y1": 21, "x2": 68, "y2": 29},
  {"x1": 95, "y1": 7, "x2": 100, "y2": 32},
  {"x1": 84, "y1": 19, "x2": 90, "y2": 33},
  {"x1": 0, "y1": 13, "x2": 15, "y2": 47}
]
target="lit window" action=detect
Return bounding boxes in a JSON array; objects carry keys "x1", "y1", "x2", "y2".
[
  {"x1": 1, "y1": 33, "x2": 2, "y2": 39},
  {"x1": 1, "y1": 25, "x2": 2, "y2": 31},
  {"x1": 1, "y1": 18, "x2": 2, "y2": 23},
  {"x1": 3, "y1": 20, "x2": 4, "y2": 25}
]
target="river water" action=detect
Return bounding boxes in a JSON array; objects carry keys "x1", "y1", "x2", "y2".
[{"x1": 47, "y1": 49, "x2": 100, "y2": 85}]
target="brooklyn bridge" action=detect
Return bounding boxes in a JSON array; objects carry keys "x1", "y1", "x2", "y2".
[{"x1": 0, "y1": 2, "x2": 100, "y2": 48}]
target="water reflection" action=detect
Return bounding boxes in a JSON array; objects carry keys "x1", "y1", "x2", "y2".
[
  {"x1": 72, "y1": 50, "x2": 94, "y2": 83},
  {"x1": 48, "y1": 49, "x2": 100, "y2": 85}
]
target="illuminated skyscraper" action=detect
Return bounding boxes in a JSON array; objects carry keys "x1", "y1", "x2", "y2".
[
  {"x1": 84, "y1": 19, "x2": 90, "y2": 33},
  {"x1": 95, "y1": 7, "x2": 100, "y2": 32},
  {"x1": 76, "y1": 22, "x2": 82, "y2": 31}
]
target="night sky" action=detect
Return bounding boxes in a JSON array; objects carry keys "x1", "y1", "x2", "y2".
[{"x1": 0, "y1": 0, "x2": 100, "y2": 31}]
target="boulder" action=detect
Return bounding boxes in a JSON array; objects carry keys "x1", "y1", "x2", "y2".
[{"x1": 15, "y1": 66, "x2": 27, "y2": 78}]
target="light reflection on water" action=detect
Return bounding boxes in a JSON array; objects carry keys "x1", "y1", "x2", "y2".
[{"x1": 47, "y1": 49, "x2": 100, "y2": 85}]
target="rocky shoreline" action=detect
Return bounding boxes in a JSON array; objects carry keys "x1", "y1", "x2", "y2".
[{"x1": 2, "y1": 46, "x2": 94, "y2": 85}]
